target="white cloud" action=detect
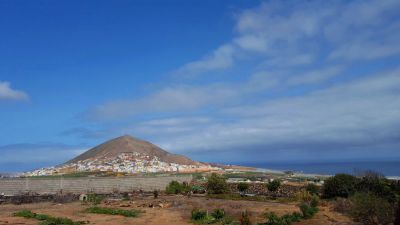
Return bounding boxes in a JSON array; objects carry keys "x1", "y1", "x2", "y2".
[
  {"x1": 156, "y1": 69, "x2": 400, "y2": 155},
  {"x1": 234, "y1": 35, "x2": 269, "y2": 52},
  {"x1": 329, "y1": 39, "x2": 400, "y2": 61},
  {"x1": 172, "y1": 0, "x2": 400, "y2": 77},
  {"x1": 84, "y1": 84, "x2": 239, "y2": 121},
  {"x1": 174, "y1": 44, "x2": 236, "y2": 77},
  {"x1": 286, "y1": 66, "x2": 343, "y2": 86},
  {"x1": 0, "y1": 81, "x2": 29, "y2": 101},
  {"x1": 245, "y1": 65, "x2": 344, "y2": 92},
  {"x1": 82, "y1": 68, "x2": 400, "y2": 162},
  {"x1": 79, "y1": 1, "x2": 400, "y2": 162},
  {"x1": 262, "y1": 53, "x2": 315, "y2": 68}
]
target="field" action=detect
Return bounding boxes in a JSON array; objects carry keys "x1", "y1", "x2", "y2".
[{"x1": 0, "y1": 194, "x2": 356, "y2": 225}]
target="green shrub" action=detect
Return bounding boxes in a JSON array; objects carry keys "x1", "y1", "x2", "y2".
[
  {"x1": 190, "y1": 208, "x2": 236, "y2": 224},
  {"x1": 207, "y1": 173, "x2": 229, "y2": 194},
  {"x1": 14, "y1": 210, "x2": 85, "y2": 225},
  {"x1": 322, "y1": 174, "x2": 357, "y2": 198},
  {"x1": 86, "y1": 207, "x2": 141, "y2": 217},
  {"x1": 220, "y1": 216, "x2": 235, "y2": 225},
  {"x1": 267, "y1": 180, "x2": 281, "y2": 192},
  {"x1": 166, "y1": 181, "x2": 190, "y2": 194},
  {"x1": 238, "y1": 183, "x2": 250, "y2": 193},
  {"x1": 263, "y1": 212, "x2": 281, "y2": 225},
  {"x1": 261, "y1": 200, "x2": 318, "y2": 225},
  {"x1": 211, "y1": 208, "x2": 225, "y2": 220},
  {"x1": 86, "y1": 193, "x2": 103, "y2": 205},
  {"x1": 284, "y1": 212, "x2": 302, "y2": 222},
  {"x1": 264, "y1": 212, "x2": 291, "y2": 225},
  {"x1": 192, "y1": 185, "x2": 206, "y2": 194},
  {"x1": 191, "y1": 208, "x2": 207, "y2": 221},
  {"x1": 13, "y1": 210, "x2": 36, "y2": 218},
  {"x1": 306, "y1": 183, "x2": 319, "y2": 195},
  {"x1": 262, "y1": 211, "x2": 304, "y2": 225},
  {"x1": 350, "y1": 192, "x2": 395, "y2": 225},
  {"x1": 299, "y1": 203, "x2": 318, "y2": 219}
]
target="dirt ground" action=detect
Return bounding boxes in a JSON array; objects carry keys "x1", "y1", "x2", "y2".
[{"x1": 0, "y1": 195, "x2": 356, "y2": 225}]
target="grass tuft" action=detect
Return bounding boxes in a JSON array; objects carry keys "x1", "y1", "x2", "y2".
[
  {"x1": 85, "y1": 206, "x2": 141, "y2": 217},
  {"x1": 13, "y1": 210, "x2": 86, "y2": 225}
]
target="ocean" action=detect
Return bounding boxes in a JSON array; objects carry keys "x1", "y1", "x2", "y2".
[{"x1": 232, "y1": 161, "x2": 400, "y2": 177}]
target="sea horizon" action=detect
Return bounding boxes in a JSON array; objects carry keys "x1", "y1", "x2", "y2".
[{"x1": 231, "y1": 160, "x2": 400, "y2": 177}]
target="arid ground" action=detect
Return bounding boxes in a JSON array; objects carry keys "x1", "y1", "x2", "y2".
[{"x1": 0, "y1": 195, "x2": 357, "y2": 225}]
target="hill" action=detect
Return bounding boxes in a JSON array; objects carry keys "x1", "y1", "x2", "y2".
[
  {"x1": 66, "y1": 135, "x2": 199, "y2": 166},
  {"x1": 26, "y1": 135, "x2": 254, "y2": 176}
]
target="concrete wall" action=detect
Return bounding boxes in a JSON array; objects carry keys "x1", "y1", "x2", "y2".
[{"x1": 0, "y1": 176, "x2": 192, "y2": 195}]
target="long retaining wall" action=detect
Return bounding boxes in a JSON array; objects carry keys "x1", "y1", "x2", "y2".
[{"x1": 0, "y1": 176, "x2": 192, "y2": 195}]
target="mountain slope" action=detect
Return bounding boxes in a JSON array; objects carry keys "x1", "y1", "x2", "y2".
[{"x1": 66, "y1": 135, "x2": 198, "y2": 165}]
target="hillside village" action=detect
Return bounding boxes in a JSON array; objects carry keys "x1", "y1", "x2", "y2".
[{"x1": 25, "y1": 152, "x2": 220, "y2": 176}]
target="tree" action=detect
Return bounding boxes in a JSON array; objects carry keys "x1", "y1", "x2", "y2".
[
  {"x1": 323, "y1": 174, "x2": 357, "y2": 198},
  {"x1": 238, "y1": 182, "x2": 250, "y2": 193},
  {"x1": 166, "y1": 181, "x2": 189, "y2": 194},
  {"x1": 207, "y1": 173, "x2": 229, "y2": 194},
  {"x1": 267, "y1": 180, "x2": 281, "y2": 192}
]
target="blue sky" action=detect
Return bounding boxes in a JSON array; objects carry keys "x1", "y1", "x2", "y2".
[{"x1": 1, "y1": 0, "x2": 400, "y2": 172}]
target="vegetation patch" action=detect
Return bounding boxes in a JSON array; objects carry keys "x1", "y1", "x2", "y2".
[
  {"x1": 349, "y1": 192, "x2": 394, "y2": 225},
  {"x1": 266, "y1": 180, "x2": 281, "y2": 192},
  {"x1": 207, "y1": 193, "x2": 271, "y2": 202},
  {"x1": 305, "y1": 183, "x2": 319, "y2": 195},
  {"x1": 260, "y1": 211, "x2": 302, "y2": 225},
  {"x1": 191, "y1": 208, "x2": 237, "y2": 225},
  {"x1": 324, "y1": 171, "x2": 400, "y2": 224},
  {"x1": 85, "y1": 207, "x2": 141, "y2": 217},
  {"x1": 86, "y1": 193, "x2": 103, "y2": 205},
  {"x1": 14, "y1": 210, "x2": 86, "y2": 225},
  {"x1": 259, "y1": 201, "x2": 318, "y2": 225},
  {"x1": 237, "y1": 183, "x2": 250, "y2": 194},
  {"x1": 207, "y1": 173, "x2": 229, "y2": 194},
  {"x1": 166, "y1": 180, "x2": 191, "y2": 194}
]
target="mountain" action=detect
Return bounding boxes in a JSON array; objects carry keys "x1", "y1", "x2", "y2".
[
  {"x1": 25, "y1": 135, "x2": 253, "y2": 176},
  {"x1": 66, "y1": 135, "x2": 198, "y2": 165}
]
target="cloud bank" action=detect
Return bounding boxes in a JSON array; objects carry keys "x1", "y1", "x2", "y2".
[{"x1": 77, "y1": 0, "x2": 400, "y2": 163}]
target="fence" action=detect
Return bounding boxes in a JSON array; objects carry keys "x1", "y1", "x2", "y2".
[{"x1": 0, "y1": 175, "x2": 192, "y2": 195}]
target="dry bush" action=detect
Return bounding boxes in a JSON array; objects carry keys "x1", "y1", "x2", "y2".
[
  {"x1": 295, "y1": 190, "x2": 313, "y2": 202},
  {"x1": 332, "y1": 197, "x2": 352, "y2": 214}
]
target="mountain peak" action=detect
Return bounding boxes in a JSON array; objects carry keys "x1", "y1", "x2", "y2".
[{"x1": 115, "y1": 134, "x2": 137, "y2": 140}]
